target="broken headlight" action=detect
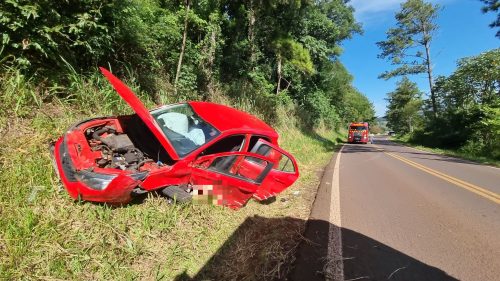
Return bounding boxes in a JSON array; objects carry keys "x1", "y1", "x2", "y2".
[{"x1": 75, "y1": 170, "x2": 117, "y2": 190}]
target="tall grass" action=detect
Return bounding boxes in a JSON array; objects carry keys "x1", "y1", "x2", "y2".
[{"x1": 0, "y1": 68, "x2": 41, "y2": 117}]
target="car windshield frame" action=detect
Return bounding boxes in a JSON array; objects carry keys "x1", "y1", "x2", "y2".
[{"x1": 151, "y1": 103, "x2": 220, "y2": 157}]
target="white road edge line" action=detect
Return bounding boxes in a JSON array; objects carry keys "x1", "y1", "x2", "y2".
[{"x1": 328, "y1": 145, "x2": 344, "y2": 281}]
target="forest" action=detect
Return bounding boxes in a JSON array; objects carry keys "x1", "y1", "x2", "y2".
[{"x1": 0, "y1": 0, "x2": 375, "y2": 127}]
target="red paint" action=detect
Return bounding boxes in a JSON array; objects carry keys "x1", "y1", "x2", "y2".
[
  {"x1": 52, "y1": 138, "x2": 139, "y2": 204},
  {"x1": 347, "y1": 122, "x2": 370, "y2": 144},
  {"x1": 189, "y1": 101, "x2": 279, "y2": 136},
  {"x1": 50, "y1": 67, "x2": 299, "y2": 209}
]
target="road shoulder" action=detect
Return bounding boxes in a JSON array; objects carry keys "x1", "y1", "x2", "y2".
[{"x1": 290, "y1": 146, "x2": 343, "y2": 281}]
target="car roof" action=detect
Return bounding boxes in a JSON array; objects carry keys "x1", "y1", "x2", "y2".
[{"x1": 189, "y1": 101, "x2": 278, "y2": 137}]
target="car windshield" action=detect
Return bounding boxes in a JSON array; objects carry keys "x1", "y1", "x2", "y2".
[
  {"x1": 350, "y1": 126, "x2": 367, "y2": 131},
  {"x1": 151, "y1": 103, "x2": 220, "y2": 157}
]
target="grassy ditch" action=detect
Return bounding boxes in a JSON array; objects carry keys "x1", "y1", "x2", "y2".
[{"x1": 0, "y1": 74, "x2": 343, "y2": 280}]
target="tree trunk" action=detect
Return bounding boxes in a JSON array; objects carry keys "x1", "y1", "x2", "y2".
[
  {"x1": 206, "y1": 28, "x2": 217, "y2": 98},
  {"x1": 248, "y1": 0, "x2": 256, "y2": 68},
  {"x1": 283, "y1": 77, "x2": 292, "y2": 91},
  {"x1": 423, "y1": 27, "x2": 436, "y2": 118},
  {"x1": 276, "y1": 55, "x2": 282, "y2": 94},
  {"x1": 201, "y1": 22, "x2": 218, "y2": 100},
  {"x1": 174, "y1": 0, "x2": 190, "y2": 94}
]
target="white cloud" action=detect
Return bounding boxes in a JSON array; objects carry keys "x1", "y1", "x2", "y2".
[
  {"x1": 348, "y1": 0, "x2": 406, "y2": 26},
  {"x1": 350, "y1": 0, "x2": 405, "y2": 16},
  {"x1": 349, "y1": 0, "x2": 454, "y2": 25}
]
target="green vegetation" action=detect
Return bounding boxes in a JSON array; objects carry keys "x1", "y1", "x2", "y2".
[
  {"x1": 480, "y1": 0, "x2": 500, "y2": 37},
  {"x1": 380, "y1": 0, "x2": 499, "y2": 163},
  {"x1": 0, "y1": 0, "x2": 368, "y2": 279},
  {"x1": 415, "y1": 49, "x2": 500, "y2": 160},
  {"x1": 385, "y1": 77, "x2": 423, "y2": 134},
  {"x1": 391, "y1": 137, "x2": 500, "y2": 167},
  {"x1": 0, "y1": 0, "x2": 374, "y2": 127}
]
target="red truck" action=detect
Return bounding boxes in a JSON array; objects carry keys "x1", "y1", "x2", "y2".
[{"x1": 347, "y1": 122, "x2": 370, "y2": 144}]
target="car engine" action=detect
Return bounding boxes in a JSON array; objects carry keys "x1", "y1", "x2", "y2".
[{"x1": 86, "y1": 126, "x2": 153, "y2": 171}]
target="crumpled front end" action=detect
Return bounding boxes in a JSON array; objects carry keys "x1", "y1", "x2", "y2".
[{"x1": 50, "y1": 137, "x2": 144, "y2": 204}]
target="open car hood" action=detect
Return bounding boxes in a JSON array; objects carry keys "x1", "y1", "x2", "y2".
[{"x1": 100, "y1": 67, "x2": 180, "y2": 160}]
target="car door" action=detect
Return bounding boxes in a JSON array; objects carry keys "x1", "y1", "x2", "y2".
[
  {"x1": 245, "y1": 139, "x2": 299, "y2": 201},
  {"x1": 189, "y1": 152, "x2": 276, "y2": 209}
]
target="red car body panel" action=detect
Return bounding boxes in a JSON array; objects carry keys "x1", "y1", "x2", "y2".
[
  {"x1": 189, "y1": 101, "x2": 278, "y2": 135},
  {"x1": 189, "y1": 147, "x2": 298, "y2": 209},
  {"x1": 50, "y1": 68, "x2": 299, "y2": 209},
  {"x1": 52, "y1": 137, "x2": 140, "y2": 204}
]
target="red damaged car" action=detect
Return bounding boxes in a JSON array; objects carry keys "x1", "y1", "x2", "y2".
[{"x1": 50, "y1": 68, "x2": 299, "y2": 209}]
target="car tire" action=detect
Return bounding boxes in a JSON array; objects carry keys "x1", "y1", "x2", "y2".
[{"x1": 161, "y1": 185, "x2": 192, "y2": 203}]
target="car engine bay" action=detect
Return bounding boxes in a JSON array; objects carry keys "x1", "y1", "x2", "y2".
[{"x1": 86, "y1": 125, "x2": 155, "y2": 171}]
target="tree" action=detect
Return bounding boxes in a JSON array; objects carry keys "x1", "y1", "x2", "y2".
[
  {"x1": 0, "y1": 0, "x2": 113, "y2": 71},
  {"x1": 480, "y1": 0, "x2": 500, "y2": 37},
  {"x1": 174, "y1": 0, "x2": 191, "y2": 94},
  {"x1": 386, "y1": 77, "x2": 423, "y2": 133},
  {"x1": 216, "y1": 0, "x2": 363, "y2": 127},
  {"x1": 343, "y1": 89, "x2": 376, "y2": 123},
  {"x1": 273, "y1": 37, "x2": 314, "y2": 94},
  {"x1": 377, "y1": 0, "x2": 439, "y2": 117},
  {"x1": 199, "y1": 10, "x2": 223, "y2": 100},
  {"x1": 0, "y1": 0, "x2": 369, "y2": 130},
  {"x1": 429, "y1": 49, "x2": 499, "y2": 153}
]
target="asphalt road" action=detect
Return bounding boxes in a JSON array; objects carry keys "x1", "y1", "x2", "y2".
[{"x1": 338, "y1": 137, "x2": 500, "y2": 281}]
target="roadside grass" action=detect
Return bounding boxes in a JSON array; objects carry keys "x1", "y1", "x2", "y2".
[
  {"x1": 0, "y1": 74, "x2": 343, "y2": 279},
  {"x1": 391, "y1": 137, "x2": 500, "y2": 168}
]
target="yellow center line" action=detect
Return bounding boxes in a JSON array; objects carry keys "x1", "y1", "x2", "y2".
[{"x1": 373, "y1": 145, "x2": 500, "y2": 205}]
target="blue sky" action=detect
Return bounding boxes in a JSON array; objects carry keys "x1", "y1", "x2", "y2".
[{"x1": 340, "y1": 0, "x2": 499, "y2": 117}]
